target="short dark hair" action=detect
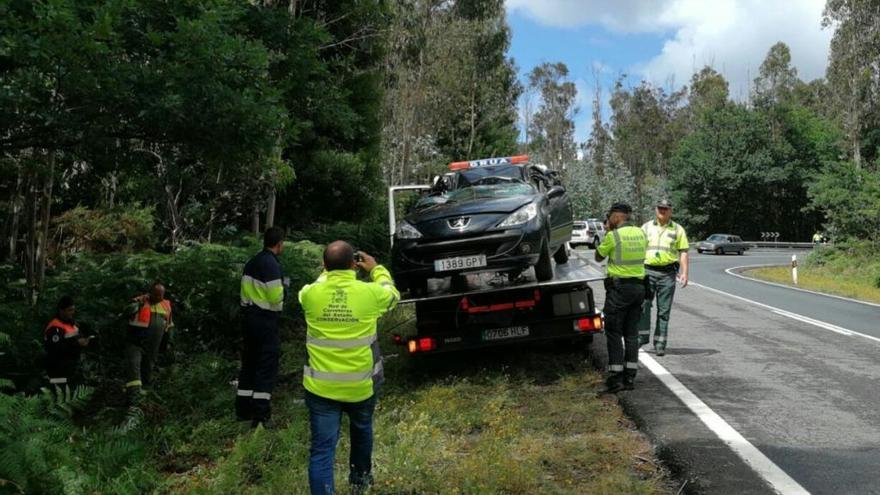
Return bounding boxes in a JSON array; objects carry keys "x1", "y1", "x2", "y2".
[
  {"x1": 324, "y1": 241, "x2": 355, "y2": 271},
  {"x1": 609, "y1": 202, "x2": 632, "y2": 214},
  {"x1": 263, "y1": 226, "x2": 285, "y2": 248},
  {"x1": 57, "y1": 295, "x2": 75, "y2": 311}
]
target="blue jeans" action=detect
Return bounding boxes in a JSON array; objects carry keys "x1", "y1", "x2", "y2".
[{"x1": 305, "y1": 390, "x2": 376, "y2": 495}]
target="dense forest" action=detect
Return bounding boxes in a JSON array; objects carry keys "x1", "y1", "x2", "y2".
[{"x1": 0, "y1": 0, "x2": 878, "y2": 493}]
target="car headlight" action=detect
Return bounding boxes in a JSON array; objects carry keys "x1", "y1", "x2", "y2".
[
  {"x1": 396, "y1": 221, "x2": 422, "y2": 239},
  {"x1": 498, "y1": 202, "x2": 538, "y2": 228}
]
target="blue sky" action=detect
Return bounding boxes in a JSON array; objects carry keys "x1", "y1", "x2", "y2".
[
  {"x1": 505, "y1": 0, "x2": 833, "y2": 144},
  {"x1": 508, "y1": 10, "x2": 673, "y2": 142}
]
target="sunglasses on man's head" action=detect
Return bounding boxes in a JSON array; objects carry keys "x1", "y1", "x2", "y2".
[{"x1": 657, "y1": 206, "x2": 670, "y2": 211}]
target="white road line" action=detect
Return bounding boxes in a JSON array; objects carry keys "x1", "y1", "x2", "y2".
[
  {"x1": 724, "y1": 264, "x2": 880, "y2": 308},
  {"x1": 690, "y1": 281, "x2": 880, "y2": 344},
  {"x1": 639, "y1": 351, "x2": 810, "y2": 495}
]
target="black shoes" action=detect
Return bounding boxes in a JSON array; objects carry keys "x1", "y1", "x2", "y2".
[
  {"x1": 623, "y1": 379, "x2": 635, "y2": 390},
  {"x1": 655, "y1": 348, "x2": 666, "y2": 356},
  {"x1": 603, "y1": 381, "x2": 625, "y2": 394}
]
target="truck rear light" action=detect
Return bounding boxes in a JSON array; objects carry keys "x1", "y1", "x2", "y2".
[
  {"x1": 408, "y1": 337, "x2": 437, "y2": 353},
  {"x1": 392, "y1": 334, "x2": 403, "y2": 345},
  {"x1": 575, "y1": 316, "x2": 603, "y2": 332}
]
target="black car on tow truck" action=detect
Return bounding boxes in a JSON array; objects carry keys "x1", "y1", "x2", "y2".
[{"x1": 391, "y1": 155, "x2": 573, "y2": 294}]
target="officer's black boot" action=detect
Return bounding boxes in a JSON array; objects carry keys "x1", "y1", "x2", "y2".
[{"x1": 603, "y1": 374, "x2": 625, "y2": 394}]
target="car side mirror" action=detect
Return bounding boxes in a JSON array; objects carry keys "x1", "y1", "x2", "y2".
[{"x1": 547, "y1": 185, "x2": 566, "y2": 198}]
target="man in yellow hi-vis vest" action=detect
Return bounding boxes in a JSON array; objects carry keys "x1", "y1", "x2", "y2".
[
  {"x1": 637, "y1": 199, "x2": 689, "y2": 356},
  {"x1": 298, "y1": 241, "x2": 399, "y2": 495},
  {"x1": 595, "y1": 203, "x2": 647, "y2": 393}
]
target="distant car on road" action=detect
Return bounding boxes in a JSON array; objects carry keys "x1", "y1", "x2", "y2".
[
  {"x1": 697, "y1": 234, "x2": 749, "y2": 255},
  {"x1": 585, "y1": 218, "x2": 605, "y2": 248}
]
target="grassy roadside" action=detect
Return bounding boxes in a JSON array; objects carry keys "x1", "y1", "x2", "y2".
[
  {"x1": 743, "y1": 245, "x2": 880, "y2": 304},
  {"x1": 156, "y1": 314, "x2": 672, "y2": 494}
]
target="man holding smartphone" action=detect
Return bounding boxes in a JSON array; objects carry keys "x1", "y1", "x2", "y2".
[{"x1": 299, "y1": 241, "x2": 399, "y2": 494}]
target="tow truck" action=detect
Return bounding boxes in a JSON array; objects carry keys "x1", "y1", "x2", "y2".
[{"x1": 387, "y1": 156, "x2": 607, "y2": 360}]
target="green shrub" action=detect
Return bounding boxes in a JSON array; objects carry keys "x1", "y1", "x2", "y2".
[
  {"x1": 288, "y1": 220, "x2": 390, "y2": 261},
  {"x1": 0, "y1": 387, "x2": 157, "y2": 495},
  {"x1": 53, "y1": 204, "x2": 156, "y2": 255},
  {"x1": 1, "y1": 239, "x2": 323, "y2": 390}
]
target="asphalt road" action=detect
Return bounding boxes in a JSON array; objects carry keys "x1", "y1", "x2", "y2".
[{"x1": 608, "y1": 248, "x2": 880, "y2": 494}]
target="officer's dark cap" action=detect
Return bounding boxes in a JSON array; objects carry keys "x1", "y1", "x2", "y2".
[
  {"x1": 608, "y1": 203, "x2": 632, "y2": 214},
  {"x1": 656, "y1": 199, "x2": 673, "y2": 208}
]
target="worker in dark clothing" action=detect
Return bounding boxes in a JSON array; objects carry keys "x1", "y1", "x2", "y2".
[
  {"x1": 44, "y1": 295, "x2": 90, "y2": 388},
  {"x1": 595, "y1": 203, "x2": 647, "y2": 393},
  {"x1": 125, "y1": 282, "x2": 173, "y2": 400},
  {"x1": 236, "y1": 227, "x2": 287, "y2": 427}
]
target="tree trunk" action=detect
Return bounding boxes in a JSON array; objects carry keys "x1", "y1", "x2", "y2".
[
  {"x1": 265, "y1": 187, "x2": 276, "y2": 228},
  {"x1": 4, "y1": 162, "x2": 24, "y2": 261},
  {"x1": 24, "y1": 177, "x2": 37, "y2": 304},
  {"x1": 164, "y1": 179, "x2": 183, "y2": 251},
  {"x1": 467, "y1": 78, "x2": 478, "y2": 156},
  {"x1": 252, "y1": 206, "x2": 260, "y2": 236},
  {"x1": 35, "y1": 151, "x2": 55, "y2": 292}
]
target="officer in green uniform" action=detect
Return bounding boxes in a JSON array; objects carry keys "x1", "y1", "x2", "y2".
[
  {"x1": 637, "y1": 199, "x2": 689, "y2": 356},
  {"x1": 298, "y1": 241, "x2": 399, "y2": 494},
  {"x1": 595, "y1": 203, "x2": 647, "y2": 393}
]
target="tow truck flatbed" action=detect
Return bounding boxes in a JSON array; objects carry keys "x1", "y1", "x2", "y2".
[{"x1": 399, "y1": 249, "x2": 606, "y2": 304}]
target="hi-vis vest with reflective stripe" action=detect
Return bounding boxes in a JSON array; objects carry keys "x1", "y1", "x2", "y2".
[
  {"x1": 298, "y1": 266, "x2": 400, "y2": 403},
  {"x1": 240, "y1": 250, "x2": 285, "y2": 312},
  {"x1": 129, "y1": 299, "x2": 172, "y2": 328},
  {"x1": 598, "y1": 224, "x2": 647, "y2": 279},
  {"x1": 642, "y1": 220, "x2": 689, "y2": 267},
  {"x1": 45, "y1": 318, "x2": 79, "y2": 339}
]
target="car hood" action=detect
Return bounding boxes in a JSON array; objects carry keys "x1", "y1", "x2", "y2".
[{"x1": 406, "y1": 194, "x2": 536, "y2": 224}]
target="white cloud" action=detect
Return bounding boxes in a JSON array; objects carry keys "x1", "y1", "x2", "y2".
[
  {"x1": 506, "y1": 0, "x2": 675, "y2": 32},
  {"x1": 507, "y1": 0, "x2": 833, "y2": 100}
]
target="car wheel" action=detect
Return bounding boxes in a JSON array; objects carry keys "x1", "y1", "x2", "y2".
[
  {"x1": 553, "y1": 243, "x2": 569, "y2": 264},
  {"x1": 737, "y1": 249, "x2": 744, "y2": 255},
  {"x1": 697, "y1": 249, "x2": 703, "y2": 254},
  {"x1": 715, "y1": 248, "x2": 722, "y2": 255},
  {"x1": 534, "y1": 239, "x2": 554, "y2": 281}
]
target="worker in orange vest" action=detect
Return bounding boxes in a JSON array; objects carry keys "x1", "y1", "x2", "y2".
[
  {"x1": 44, "y1": 295, "x2": 90, "y2": 389},
  {"x1": 125, "y1": 282, "x2": 173, "y2": 400}
]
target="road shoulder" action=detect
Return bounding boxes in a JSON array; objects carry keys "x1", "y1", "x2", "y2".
[{"x1": 617, "y1": 369, "x2": 774, "y2": 495}]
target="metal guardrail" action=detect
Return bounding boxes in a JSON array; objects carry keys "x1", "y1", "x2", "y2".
[{"x1": 748, "y1": 241, "x2": 820, "y2": 249}]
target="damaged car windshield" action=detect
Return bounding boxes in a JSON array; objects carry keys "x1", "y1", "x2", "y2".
[
  {"x1": 447, "y1": 182, "x2": 535, "y2": 202},
  {"x1": 456, "y1": 165, "x2": 525, "y2": 186}
]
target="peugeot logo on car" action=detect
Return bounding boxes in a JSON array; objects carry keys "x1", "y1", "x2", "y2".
[{"x1": 448, "y1": 217, "x2": 470, "y2": 229}]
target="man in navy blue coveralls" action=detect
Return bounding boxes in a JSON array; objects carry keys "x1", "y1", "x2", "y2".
[{"x1": 236, "y1": 227, "x2": 287, "y2": 427}]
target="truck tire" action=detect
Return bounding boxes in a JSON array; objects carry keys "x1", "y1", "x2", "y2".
[
  {"x1": 534, "y1": 239, "x2": 554, "y2": 281},
  {"x1": 553, "y1": 243, "x2": 569, "y2": 264}
]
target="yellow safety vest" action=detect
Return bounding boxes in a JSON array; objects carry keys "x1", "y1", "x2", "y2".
[
  {"x1": 298, "y1": 266, "x2": 399, "y2": 402},
  {"x1": 642, "y1": 220, "x2": 689, "y2": 267},
  {"x1": 597, "y1": 224, "x2": 647, "y2": 279}
]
